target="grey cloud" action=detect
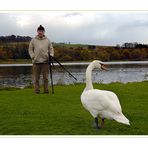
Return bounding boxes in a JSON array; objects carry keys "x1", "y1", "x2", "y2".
[
  {"x1": 1, "y1": 12, "x2": 148, "y2": 45},
  {"x1": 63, "y1": 12, "x2": 82, "y2": 18}
]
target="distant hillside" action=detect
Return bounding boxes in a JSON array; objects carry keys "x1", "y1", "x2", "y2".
[{"x1": 0, "y1": 35, "x2": 148, "y2": 62}]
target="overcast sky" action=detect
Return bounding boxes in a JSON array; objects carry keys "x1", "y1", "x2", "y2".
[{"x1": 1, "y1": 11, "x2": 148, "y2": 46}]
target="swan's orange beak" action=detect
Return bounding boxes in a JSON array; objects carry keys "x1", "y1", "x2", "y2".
[{"x1": 101, "y1": 64, "x2": 107, "y2": 70}]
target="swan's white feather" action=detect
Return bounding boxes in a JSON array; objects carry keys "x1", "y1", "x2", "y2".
[{"x1": 81, "y1": 89, "x2": 121, "y2": 118}]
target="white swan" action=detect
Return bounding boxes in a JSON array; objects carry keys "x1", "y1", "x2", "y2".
[{"x1": 81, "y1": 60, "x2": 130, "y2": 129}]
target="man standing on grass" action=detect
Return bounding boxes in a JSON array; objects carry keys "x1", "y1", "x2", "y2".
[{"x1": 28, "y1": 25, "x2": 54, "y2": 94}]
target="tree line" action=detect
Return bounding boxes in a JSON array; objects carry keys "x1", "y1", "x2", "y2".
[
  {"x1": 54, "y1": 44, "x2": 148, "y2": 61},
  {"x1": 0, "y1": 35, "x2": 32, "y2": 42},
  {"x1": 0, "y1": 35, "x2": 148, "y2": 61},
  {"x1": 116, "y1": 42, "x2": 148, "y2": 49}
]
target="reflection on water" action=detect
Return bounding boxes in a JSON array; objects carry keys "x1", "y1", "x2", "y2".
[{"x1": 0, "y1": 61, "x2": 148, "y2": 88}]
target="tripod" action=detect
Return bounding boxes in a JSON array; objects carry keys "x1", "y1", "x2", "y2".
[{"x1": 48, "y1": 55, "x2": 77, "y2": 94}]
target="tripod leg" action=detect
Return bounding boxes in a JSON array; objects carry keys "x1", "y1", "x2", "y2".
[
  {"x1": 50, "y1": 56, "x2": 77, "y2": 81},
  {"x1": 49, "y1": 60, "x2": 54, "y2": 94}
]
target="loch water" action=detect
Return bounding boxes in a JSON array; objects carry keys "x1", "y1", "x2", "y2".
[{"x1": 0, "y1": 61, "x2": 148, "y2": 88}]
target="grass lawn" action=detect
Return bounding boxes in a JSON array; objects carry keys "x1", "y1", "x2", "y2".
[
  {"x1": 0, "y1": 82, "x2": 148, "y2": 135},
  {"x1": 0, "y1": 59, "x2": 32, "y2": 64}
]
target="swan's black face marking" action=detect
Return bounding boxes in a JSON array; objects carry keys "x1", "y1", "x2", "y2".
[{"x1": 100, "y1": 63, "x2": 107, "y2": 70}]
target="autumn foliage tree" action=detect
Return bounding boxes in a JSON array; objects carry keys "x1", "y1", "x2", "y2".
[{"x1": 0, "y1": 47, "x2": 7, "y2": 59}]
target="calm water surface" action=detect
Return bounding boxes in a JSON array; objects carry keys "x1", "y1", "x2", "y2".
[{"x1": 0, "y1": 61, "x2": 148, "y2": 88}]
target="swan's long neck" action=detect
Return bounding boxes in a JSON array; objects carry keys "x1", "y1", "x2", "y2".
[{"x1": 85, "y1": 63, "x2": 94, "y2": 90}]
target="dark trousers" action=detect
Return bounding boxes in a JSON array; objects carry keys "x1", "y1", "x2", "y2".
[{"x1": 33, "y1": 63, "x2": 49, "y2": 93}]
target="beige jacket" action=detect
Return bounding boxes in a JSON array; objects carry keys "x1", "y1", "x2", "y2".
[{"x1": 28, "y1": 35, "x2": 54, "y2": 63}]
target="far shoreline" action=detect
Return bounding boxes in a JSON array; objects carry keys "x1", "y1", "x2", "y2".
[{"x1": 0, "y1": 58, "x2": 148, "y2": 65}]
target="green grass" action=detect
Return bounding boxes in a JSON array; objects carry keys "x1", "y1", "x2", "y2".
[
  {"x1": 0, "y1": 59, "x2": 32, "y2": 64},
  {"x1": 0, "y1": 82, "x2": 148, "y2": 135}
]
